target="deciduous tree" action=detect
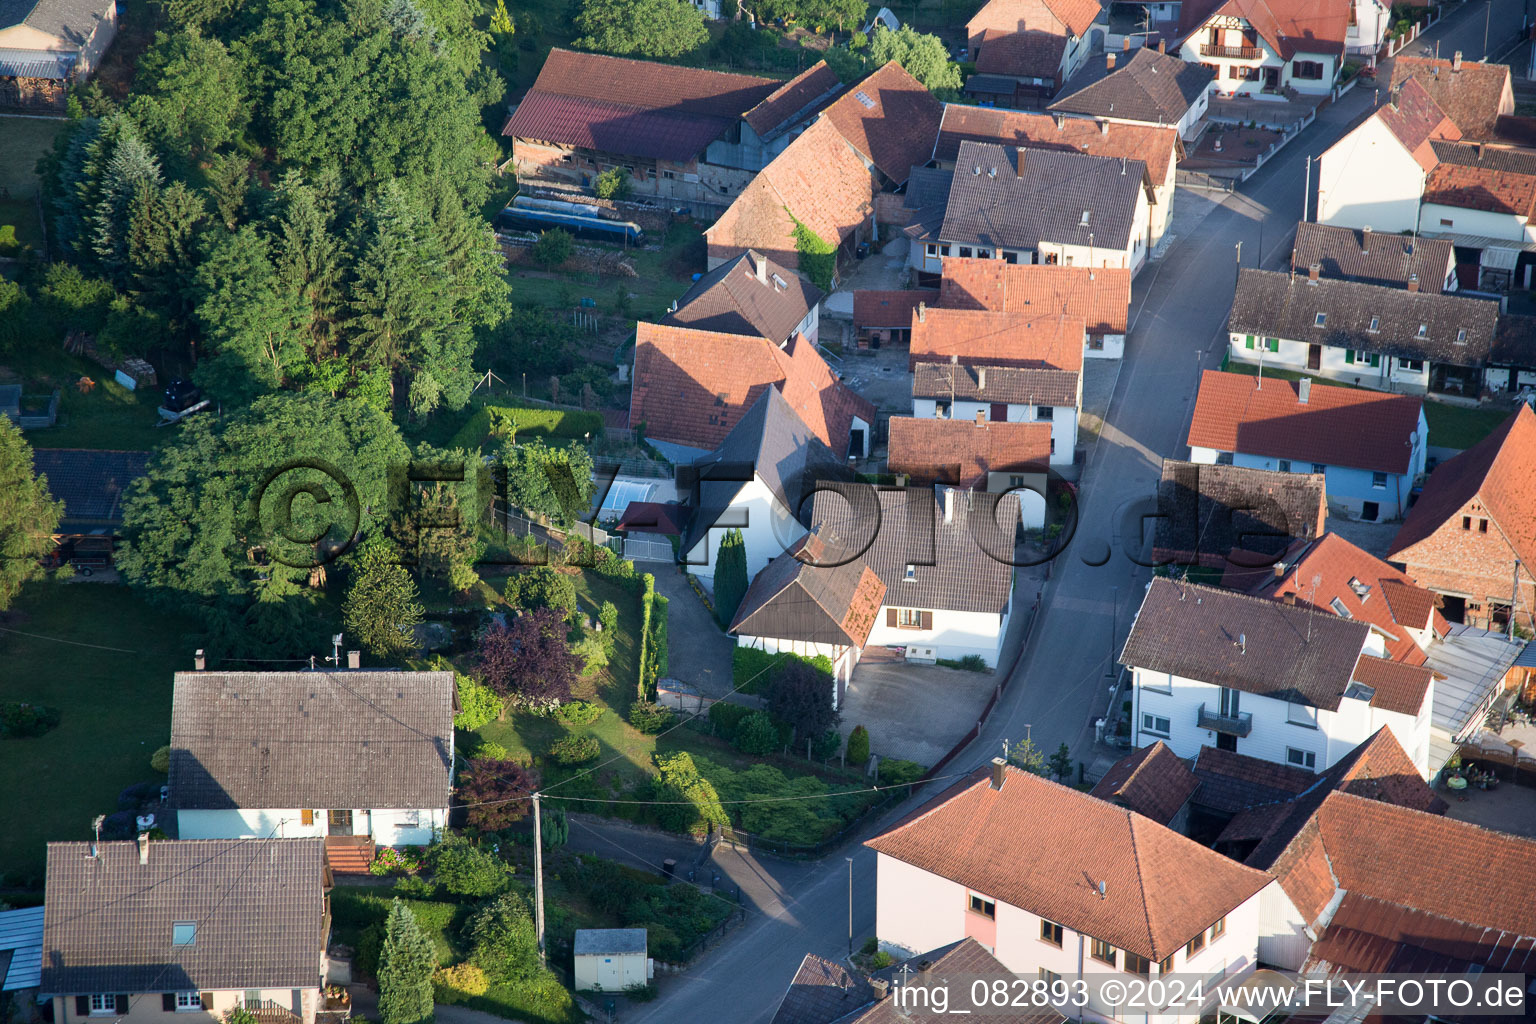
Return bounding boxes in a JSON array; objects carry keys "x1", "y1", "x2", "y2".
[
  {"x1": 455, "y1": 756, "x2": 536, "y2": 830},
  {"x1": 574, "y1": 0, "x2": 707, "y2": 57},
  {"x1": 0, "y1": 418, "x2": 65, "y2": 612},
  {"x1": 767, "y1": 658, "x2": 838, "y2": 742},
  {"x1": 476, "y1": 608, "x2": 580, "y2": 705}
]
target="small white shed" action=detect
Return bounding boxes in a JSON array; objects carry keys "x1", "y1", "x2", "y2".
[{"x1": 572, "y1": 928, "x2": 652, "y2": 992}]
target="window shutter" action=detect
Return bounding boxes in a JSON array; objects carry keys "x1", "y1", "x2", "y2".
[
  {"x1": 76, "y1": 997, "x2": 90, "y2": 1017},
  {"x1": 163, "y1": 995, "x2": 177, "y2": 1012},
  {"x1": 920, "y1": 611, "x2": 933, "y2": 630},
  {"x1": 116, "y1": 996, "x2": 129, "y2": 1014},
  {"x1": 200, "y1": 994, "x2": 213, "y2": 1012},
  {"x1": 886, "y1": 608, "x2": 896, "y2": 627},
  {"x1": 1344, "y1": 350, "x2": 1354, "y2": 364},
  {"x1": 1245, "y1": 335, "x2": 1254, "y2": 349},
  {"x1": 1368, "y1": 354, "x2": 1380, "y2": 367},
  {"x1": 301, "y1": 809, "x2": 314, "y2": 826}
]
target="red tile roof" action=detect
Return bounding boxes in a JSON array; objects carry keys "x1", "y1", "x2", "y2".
[
  {"x1": 502, "y1": 49, "x2": 778, "y2": 162},
  {"x1": 1191, "y1": 0, "x2": 1347, "y2": 58},
  {"x1": 1389, "y1": 404, "x2": 1536, "y2": 567},
  {"x1": 854, "y1": 289, "x2": 940, "y2": 329},
  {"x1": 938, "y1": 258, "x2": 1131, "y2": 335},
  {"x1": 1377, "y1": 78, "x2": 1463, "y2": 171},
  {"x1": 629, "y1": 322, "x2": 873, "y2": 452},
  {"x1": 967, "y1": 0, "x2": 1104, "y2": 44},
  {"x1": 818, "y1": 61, "x2": 944, "y2": 184},
  {"x1": 1255, "y1": 533, "x2": 1439, "y2": 665},
  {"x1": 1424, "y1": 159, "x2": 1536, "y2": 222},
  {"x1": 1389, "y1": 56, "x2": 1515, "y2": 141},
  {"x1": 1186, "y1": 370, "x2": 1424, "y2": 475},
  {"x1": 741, "y1": 61, "x2": 844, "y2": 139},
  {"x1": 1089, "y1": 741, "x2": 1199, "y2": 825},
  {"x1": 934, "y1": 106, "x2": 1179, "y2": 187},
  {"x1": 1351, "y1": 654, "x2": 1433, "y2": 715},
  {"x1": 886, "y1": 416, "x2": 1053, "y2": 489},
  {"x1": 909, "y1": 308, "x2": 1086, "y2": 372},
  {"x1": 866, "y1": 765, "x2": 1273, "y2": 961}
]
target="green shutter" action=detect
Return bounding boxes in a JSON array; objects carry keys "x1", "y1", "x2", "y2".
[
  {"x1": 1345, "y1": 350, "x2": 1355, "y2": 364},
  {"x1": 1369, "y1": 354, "x2": 1380, "y2": 367},
  {"x1": 1245, "y1": 335, "x2": 1255, "y2": 349},
  {"x1": 1267, "y1": 338, "x2": 1279, "y2": 352}
]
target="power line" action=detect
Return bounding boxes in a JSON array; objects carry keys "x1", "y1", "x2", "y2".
[{"x1": 458, "y1": 770, "x2": 972, "y2": 811}]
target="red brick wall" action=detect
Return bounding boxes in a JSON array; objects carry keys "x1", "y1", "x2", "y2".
[{"x1": 1395, "y1": 496, "x2": 1536, "y2": 629}]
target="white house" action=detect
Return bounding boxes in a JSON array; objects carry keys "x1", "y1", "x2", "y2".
[
  {"x1": 572, "y1": 930, "x2": 652, "y2": 992},
  {"x1": 1419, "y1": 141, "x2": 1536, "y2": 285},
  {"x1": 1345, "y1": 0, "x2": 1389, "y2": 55},
  {"x1": 1050, "y1": 47, "x2": 1216, "y2": 142},
  {"x1": 169, "y1": 671, "x2": 455, "y2": 864},
  {"x1": 663, "y1": 249, "x2": 823, "y2": 348},
  {"x1": 1121, "y1": 578, "x2": 1435, "y2": 776},
  {"x1": 1226, "y1": 268, "x2": 1499, "y2": 402},
  {"x1": 911, "y1": 363, "x2": 1080, "y2": 466},
  {"x1": 867, "y1": 761, "x2": 1282, "y2": 1024},
  {"x1": 1316, "y1": 78, "x2": 1462, "y2": 231},
  {"x1": 1178, "y1": 0, "x2": 1347, "y2": 97}
]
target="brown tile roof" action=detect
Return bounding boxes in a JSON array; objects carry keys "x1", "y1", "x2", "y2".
[
  {"x1": 41, "y1": 838, "x2": 326, "y2": 995},
  {"x1": 818, "y1": 61, "x2": 944, "y2": 184},
  {"x1": 938, "y1": 257, "x2": 1131, "y2": 334},
  {"x1": 729, "y1": 533, "x2": 887, "y2": 647},
  {"x1": 855, "y1": 940, "x2": 1067, "y2": 1024},
  {"x1": 664, "y1": 250, "x2": 823, "y2": 343},
  {"x1": 853, "y1": 289, "x2": 939, "y2": 329},
  {"x1": 770, "y1": 952, "x2": 875, "y2": 1024},
  {"x1": 974, "y1": 26, "x2": 1070, "y2": 81},
  {"x1": 1195, "y1": 0, "x2": 1348, "y2": 58},
  {"x1": 1255, "y1": 533, "x2": 1438, "y2": 665},
  {"x1": 1269, "y1": 790, "x2": 1536, "y2": 934},
  {"x1": 1121, "y1": 577, "x2": 1370, "y2": 710},
  {"x1": 1389, "y1": 405, "x2": 1536, "y2": 568},
  {"x1": 1192, "y1": 744, "x2": 1316, "y2": 814},
  {"x1": 1389, "y1": 56, "x2": 1514, "y2": 141},
  {"x1": 169, "y1": 672, "x2": 455, "y2": 810},
  {"x1": 1424, "y1": 159, "x2": 1536, "y2": 221},
  {"x1": 887, "y1": 416, "x2": 1053, "y2": 489},
  {"x1": 1377, "y1": 77, "x2": 1463, "y2": 171},
  {"x1": 909, "y1": 307, "x2": 1086, "y2": 372},
  {"x1": 1187, "y1": 369, "x2": 1425, "y2": 476},
  {"x1": 913, "y1": 361, "x2": 1080, "y2": 407},
  {"x1": 866, "y1": 765, "x2": 1272, "y2": 961},
  {"x1": 1050, "y1": 47, "x2": 1216, "y2": 128},
  {"x1": 630, "y1": 322, "x2": 873, "y2": 452},
  {"x1": 1154, "y1": 460, "x2": 1326, "y2": 582},
  {"x1": 1290, "y1": 222, "x2": 1455, "y2": 292},
  {"x1": 742, "y1": 61, "x2": 844, "y2": 140},
  {"x1": 934, "y1": 105, "x2": 1178, "y2": 187},
  {"x1": 704, "y1": 117, "x2": 878, "y2": 268},
  {"x1": 967, "y1": 0, "x2": 1103, "y2": 43},
  {"x1": 1089, "y1": 741, "x2": 1199, "y2": 825},
  {"x1": 502, "y1": 49, "x2": 777, "y2": 162},
  {"x1": 1350, "y1": 654, "x2": 1433, "y2": 715}
]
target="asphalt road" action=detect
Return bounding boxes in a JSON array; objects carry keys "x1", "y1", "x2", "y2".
[{"x1": 626, "y1": 8, "x2": 1527, "y2": 1019}]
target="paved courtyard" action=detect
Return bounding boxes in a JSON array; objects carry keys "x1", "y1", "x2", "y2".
[
  {"x1": 1443, "y1": 781, "x2": 1536, "y2": 838},
  {"x1": 838, "y1": 660, "x2": 1000, "y2": 768},
  {"x1": 651, "y1": 565, "x2": 735, "y2": 699}
]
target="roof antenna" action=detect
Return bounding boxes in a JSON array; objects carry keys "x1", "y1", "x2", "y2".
[
  {"x1": 1235, "y1": 633, "x2": 1246, "y2": 655},
  {"x1": 1097, "y1": 879, "x2": 1107, "y2": 899},
  {"x1": 1307, "y1": 573, "x2": 1322, "y2": 642},
  {"x1": 90, "y1": 815, "x2": 105, "y2": 858}
]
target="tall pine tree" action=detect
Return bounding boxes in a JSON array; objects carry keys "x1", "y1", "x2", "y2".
[
  {"x1": 714, "y1": 528, "x2": 748, "y2": 629},
  {"x1": 377, "y1": 900, "x2": 435, "y2": 1024}
]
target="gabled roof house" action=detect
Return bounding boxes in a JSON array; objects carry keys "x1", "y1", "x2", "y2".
[
  {"x1": 1290, "y1": 222, "x2": 1457, "y2": 293},
  {"x1": 936, "y1": 256, "x2": 1132, "y2": 357},
  {"x1": 1388, "y1": 54, "x2": 1516, "y2": 142},
  {"x1": 963, "y1": 0, "x2": 1104, "y2": 105},
  {"x1": 1176, "y1": 0, "x2": 1349, "y2": 97},
  {"x1": 1051, "y1": 46, "x2": 1216, "y2": 139},
  {"x1": 664, "y1": 249, "x2": 823, "y2": 347}
]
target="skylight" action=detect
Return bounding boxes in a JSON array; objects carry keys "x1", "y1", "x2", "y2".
[
  {"x1": 1368, "y1": 316, "x2": 1380, "y2": 332},
  {"x1": 172, "y1": 922, "x2": 196, "y2": 946},
  {"x1": 1348, "y1": 576, "x2": 1371, "y2": 600},
  {"x1": 1418, "y1": 323, "x2": 1429, "y2": 338},
  {"x1": 854, "y1": 90, "x2": 876, "y2": 109},
  {"x1": 1456, "y1": 328, "x2": 1468, "y2": 343},
  {"x1": 1315, "y1": 313, "x2": 1327, "y2": 326},
  {"x1": 1330, "y1": 597, "x2": 1352, "y2": 618}
]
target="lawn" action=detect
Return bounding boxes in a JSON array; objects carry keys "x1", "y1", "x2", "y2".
[
  {"x1": 0, "y1": 115, "x2": 65, "y2": 198},
  {"x1": 507, "y1": 220, "x2": 706, "y2": 323},
  {"x1": 0, "y1": 582, "x2": 202, "y2": 886},
  {"x1": 0, "y1": 198, "x2": 44, "y2": 254},
  {"x1": 2, "y1": 345, "x2": 177, "y2": 451}
]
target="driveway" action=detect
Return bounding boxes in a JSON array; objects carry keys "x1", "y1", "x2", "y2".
[
  {"x1": 651, "y1": 565, "x2": 735, "y2": 699},
  {"x1": 823, "y1": 237, "x2": 912, "y2": 318},
  {"x1": 838, "y1": 661, "x2": 1000, "y2": 768}
]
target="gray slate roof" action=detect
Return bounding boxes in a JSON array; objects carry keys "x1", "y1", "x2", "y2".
[
  {"x1": 1191, "y1": 744, "x2": 1317, "y2": 814},
  {"x1": 1228, "y1": 268, "x2": 1500, "y2": 365},
  {"x1": 770, "y1": 952, "x2": 875, "y2": 1024},
  {"x1": 1120, "y1": 577, "x2": 1370, "y2": 711},
  {"x1": 1050, "y1": 47, "x2": 1215, "y2": 125},
  {"x1": 32, "y1": 449, "x2": 150, "y2": 524},
  {"x1": 728, "y1": 533, "x2": 885, "y2": 646},
  {"x1": 941, "y1": 140, "x2": 1147, "y2": 252},
  {"x1": 0, "y1": 906, "x2": 44, "y2": 991},
  {"x1": 1291, "y1": 223, "x2": 1455, "y2": 293},
  {"x1": 1153, "y1": 459, "x2": 1324, "y2": 576},
  {"x1": 901, "y1": 165, "x2": 955, "y2": 241},
  {"x1": 0, "y1": 0, "x2": 110, "y2": 45},
  {"x1": 169, "y1": 671, "x2": 455, "y2": 811},
  {"x1": 1431, "y1": 139, "x2": 1536, "y2": 174},
  {"x1": 913, "y1": 361, "x2": 1079, "y2": 407},
  {"x1": 41, "y1": 838, "x2": 326, "y2": 996},
  {"x1": 663, "y1": 250, "x2": 822, "y2": 344},
  {"x1": 809, "y1": 486, "x2": 1016, "y2": 616},
  {"x1": 573, "y1": 928, "x2": 647, "y2": 955},
  {"x1": 679, "y1": 388, "x2": 850, "y2": 556}
]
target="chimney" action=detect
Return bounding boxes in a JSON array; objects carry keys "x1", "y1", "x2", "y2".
[
  {"x1": 1123, "y1": 36, "x2": 1131, "y2": 50},
  {"x1": 978, "y1": 367, "x2": 987, "y2": 389},
  {"x1": 194, "y1": 649, "x2": 205, "y2": 671},
  {"x1": 1360, "y1": 228, "x2": 1370, "y2": 255},
  {"x1": 1101, "y1": 119, "x2": 1111, "y2": 136},
  {"x1": 1298, "y1": 377, "x2": 1311, "y2": 404},
  {"x1": 1407, "y1": 273, "x2": 1420, "y2": 293},
  {"x1": 1016, "y1": 148, "x2": 1026, "y2": 176},
  {"x1": 1274, "y1": 563, "x2": 1287, "y2": 579},
  {"x1": 943, "y1": 486, "x2": 956, "y2": 523},
  {"x1": 990, "y1": 756, "x2": 1006, "y2": 790},
  {"x1": 917, "y1": 301, "x2": 927, "y2": 323},
  {"x1": 347, "y1": 650, "x2": 361, "y2": 669},
  {"x1": 871, "y1": 979, "x2": 890, "y2": 1000},
  {"x1": 1158, "y1": 38, "x2": 1166, "y2": 53},
  {"x1": 755, "y1": 252, "x2": 767, "y2": 284},
  {"x1": 974, "y1": 409, "x2": 986, "y2": 426},
  {"x1": 1107, "y1": 52, "x2": 1116, "y2": 71},
  {"x1": 1053, "y1": 112, "x2": 1064, "y2": 129},
  {"x1": 1389, "y1": 84, "x2": 1401, "y2": 110},
  {"x1": 1307, "y1": 262, "x2": 1320, "y2": 281},
  {"x1": 1452, "y1": 50, "x2": 1463, "y2": 71},
  {"x1": 138, "y1": 832, "x2": 150, "y2": 865}
]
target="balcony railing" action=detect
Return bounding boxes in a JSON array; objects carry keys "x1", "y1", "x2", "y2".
[
  {"x1": 1198, "y1": 702, "x2": 1253, "y2": 737},
  {"x1": 1200, "y1": 43, "x2": 1264, "y2": 58}
]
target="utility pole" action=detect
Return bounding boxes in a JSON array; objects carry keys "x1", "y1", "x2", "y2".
[
  {"x1": 533, "y1": 792, "x2": 546, "y2": 967},
  {"x1": 1235, "y1": 241, "x2": 1242, "y2": 284},
  {"x1": 1511, "y1": 559, "x2": 1523, "y2": 641},
  {"x1": 1303, "y1": 156, "x2": 1311, "y2": 223},
  {"x1": 1484, "y1": 0, "x2": 1492, "y2": 59},
  {"x1": 846, "y1": 857, "x2": 854, "y2": 958}
]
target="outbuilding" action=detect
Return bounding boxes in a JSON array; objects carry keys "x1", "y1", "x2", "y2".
[{"x1": 573, "y1": 929, "x2": 652, "y2": 993}]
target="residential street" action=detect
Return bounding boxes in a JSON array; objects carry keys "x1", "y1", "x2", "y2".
[{"x1": 623, "y1": 5, "x2": 1530, "y2": 1020}]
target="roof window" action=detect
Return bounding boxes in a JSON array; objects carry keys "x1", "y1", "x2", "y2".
[
  {"x1": 1315, "y1": 313, "x2": 1327, "y2": 327},
  {"x1": 1368, "y1": 316, "x2": 1380, "y2": 332},
  {"x1": 1329, "y1": 597, "x2": 1352, "y2": 618},
  {"x1": 1417, "y1": 323, "x2": 1429, "y2": 338},
  {"x1": 1456, "y1": 328, "x2": 1468, "y2": 344},
  {"x1": 854, "y1": 90, "x2": 876, "y2": 109},
  {"x1": 1347, "y1": 576, "x2": 1371, "y2": 600},
  {"x1": 172, "y1": 922, "x2": 196, "y2": 946}
]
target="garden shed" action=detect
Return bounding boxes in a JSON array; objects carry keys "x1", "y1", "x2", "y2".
[{"x1": 572, "y1": 928, "x2": 651, "y2": 993}]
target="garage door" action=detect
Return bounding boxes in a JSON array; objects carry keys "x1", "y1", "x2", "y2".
[{"x1": 596, "y1": 957, "x2": 623, "y2": 991}]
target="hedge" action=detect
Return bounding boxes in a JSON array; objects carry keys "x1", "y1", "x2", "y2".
[
  {"x1": 637, "y1": 573, "x2": 657, "y2": 700},
  {"x1": 448, "y1": 401, "x2": 605, "y2": 451},
  {"x1": 731, "y1": 647, "x2": 834, "y2": 695}
]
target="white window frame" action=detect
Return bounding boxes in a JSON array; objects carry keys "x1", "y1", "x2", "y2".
[
  {"x1": 1141, "y1": 712, "x2": 1171, "y2": 737},
  {"x1": 399, "y1": 810, "x2": 421, "y2": 827},
  {"x1": 1288, "y1": 702, "x2": 1318, "y2": 728},
  {"x1": 897, "y1": 608, "x2": 922, "y2": 628},
  {"x1": 88, "y1": 996, "x2": 116, "y2": 1017},
  {"x1": 1287, "y1": 747, "x2": 1317, "y2": 769},
  {"x1": 175, "y1": 993, "x2": 202, "y2": 1013}
]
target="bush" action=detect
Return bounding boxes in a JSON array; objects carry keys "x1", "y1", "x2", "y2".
[
  {"x1": 653, "y1": 752, "x2": 729, "y2": 836},
  {"x1": 531, "y1": 228, "x2": 573, "y2": 269},
  {"x1": 554, "y1": 699, "x2": 603, "y2": 726},
  {"x1": 571, "y1": 630, "x2": 608, "y2": 675},
  {"x1": 733, "y1": 711, "x2": 780, "y2": 756},
  {"x1": 878, "y1": 759, "x2": 925, "y2": 787},
  {"x1": 503, "y1": 566, "x2": 578, "y2": 618},
  {"x1": 707, "y1": 701, "x2": 752, "y2": 735},
  {"x1": 467, "y1": 892, "x2": 540, "y2": 984},
  {"x1": 433, "y1": 964, "x2": 489, "y2": 1004},
  {"x1": 628, "y1": 700, "x2": 673, "y2": 734},
  {"x1": 593, "y1": 167, "x2": 631, "y2": 200},
  {"x1": 847, "y1": 725, "x2": 870, "y2": 764},
  {"x1": 732, "y1": 646, "x2": 777, "y2": 693},
  {"x1": 860, "y1": 936, "x2": 879, "y2": 956},
  {"x1": 150, "y1": 745, "x2": 171, "y2": 773},
  {"x1": 472, "y1": 739, "x2": 511, "y2": 762},
  {"x1": 393, "y1": 875, "x2": 438, "y2": 899},
  {"x1": 870, "y1": 950, "x2": 895, "y2": 969},
  {"x1": 549, "y1": 735, "x2": 600, "y2": 765},
  {"x1": 813, "y1": 728, "x2": 841, "y2": 760},
  {"x1": 455, "y1": 675, "x2": 504, "y2": 731},
  {"x1": 623, "y1": 983, "x2": 658, "y2": 1002},
  {"x1": 431, "y1": 838, "x2": 511, "y2": 897},
  {"x1": 0, "y1": 701, "x2": 61, "y2": 738}
]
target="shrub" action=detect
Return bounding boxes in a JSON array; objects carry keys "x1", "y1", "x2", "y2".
[
  {"x1": 623, "y1": 983, "x2": 658, "y2": 1002},
  {"x1": 812, "y1": 728, "x2": 841, "y2": 760},
  {"x1": 733, "y1": 711, "x2": 780, "y2": 756},
  {"x1": 455, "y1": 756, "x2": 537, "y2": 831},
  {"x1": 878, "y1": 759, "x2": 925, "y2": 787},
  {"x1": 593, "y1": 167, "x2": 631, "y2": 199},
  {"x1": 455, "y1": 675, "x2": 504, "y2": 730},
  {"x1": 767, "y1": 658, "x2": 837, "y2": 743},
  {"x1": 653, "y1": 751, "x2": 728, "y2": 835},
  {"x1": 150, "y1": 745, "x2": 171, "y2": 773},
  {"x1": 628, "y1": 700, "x2": 673, "y2": 734},
  {"x1": 571, "y1": 630, "x2": 608, "y2": 675},
  {"x1": 466, "y1": 892, "x2": 539, "y2": 984},
  {"x1": 541, "y1": 806, "x2": 568, "y2": 846},
  {"x1": 597, "y1": 600, "x2": 619, "y2": 652},
  {"x1": 431, "y1": 838, "x2": 511, "y2": 897},
  {"x1": 713, "y1": 530, "x2": 748, "y2": 628},
  {"x1": 0, "y1": 701, "x2": 61, "y2": 737},
  {"x1": 392, "y1": 875, "x2": 438, "y2": 899},
  {"x1": 860, "y1": 936, "x2": 879, "y2": 956},
  {"x1": 531, "y1": 228, "x2": 573, "y2": 269},
  {"x1": 433, "y1": 964, "x2": 489, "y2": 1004},
  {"x1": 549, "y1": 735, "x2": 600, "y2": 765},
  {"x1": 503, "y1": 566, "x2": 578, "y2": 618},
  {"x1": 847, "y1": 725, "x2": 870, "y2": 764},
  {"x1": 707, "y1": 700, "x2": 752, "y2": 735},
  {"x1": 472, "y1": 739, "x2": 511, "y2": 762},
  {"x1": 592, "y1": 549, "x2": 636, "y2": 580},
  {"x1": 554, "y1": 699, "x2": 603, "y2": 726},
  {"x1": 870, "y1": 950, "x2": 895, "y2": 969}
]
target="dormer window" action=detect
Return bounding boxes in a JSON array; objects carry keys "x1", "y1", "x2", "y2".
[
  {"x1": 1315, "y1": 313, "x2": 1327, "y2": 327},
  {"x1": 1368, "y1": 316, "x2": 1380, "y2": 332},
  {"x1": 905, "y1": 564, "x2": 916, "y2": 580}
]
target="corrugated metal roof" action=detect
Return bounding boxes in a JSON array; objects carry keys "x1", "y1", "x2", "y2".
[
  {"x1": 0, "y1": 48, "x2": 74, "y2": 78},
  {"x1": 1424, "y1": 625, "x2": 1524, "y2": 737},
  {"x1": 0, "y1": 906, "x2": 44, "y2": 991}
]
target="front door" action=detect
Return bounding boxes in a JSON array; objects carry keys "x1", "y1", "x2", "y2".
[
  {"x1": 327, "y1": 809, "x2": 354, "y2": 836},
  {"x1": 1307, "y1": 344, "x2": 1322, "y2": 370},
  {"x1": 1217, "y1": 733, "x2": 1238, "y2": 752},
  {"x1": 1219, "y1": 687, "x2": 1241, "y2": 719},
  {"x1": 1264, "y1": 66, "x2": 1279, "y2": 89}
]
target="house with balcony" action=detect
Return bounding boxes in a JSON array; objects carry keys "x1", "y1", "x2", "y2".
[
  {"x1": 866, "y1": 759, "x2": 1282, "y2": 1023},
  {"x1": 1176, "y1": 0, "x2": 1347, "y2": 97},
  {"x1": 1225, "y1": 268, "x2": 1498, "y2": 401},
  {"x1": 169, "y1": 671, "x2": 455, "y2": 871},
  {"x1": 40, "y1": 836, "x2": 330, "y2": 1024},
  {"x1": 936, "y1": 256, "x2": 1132, "y2": 358},
  {"x1": 1121, "y1": 577, "x2": 1434, "y2": 776},
  {"x1": 1186, "y1": 370, "x2": 1427, "y2": 522}
]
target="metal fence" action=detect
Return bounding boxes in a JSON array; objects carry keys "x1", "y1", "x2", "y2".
[{"x1": 1175, "y1": 170, "x2": 1237, "y2": 193}]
